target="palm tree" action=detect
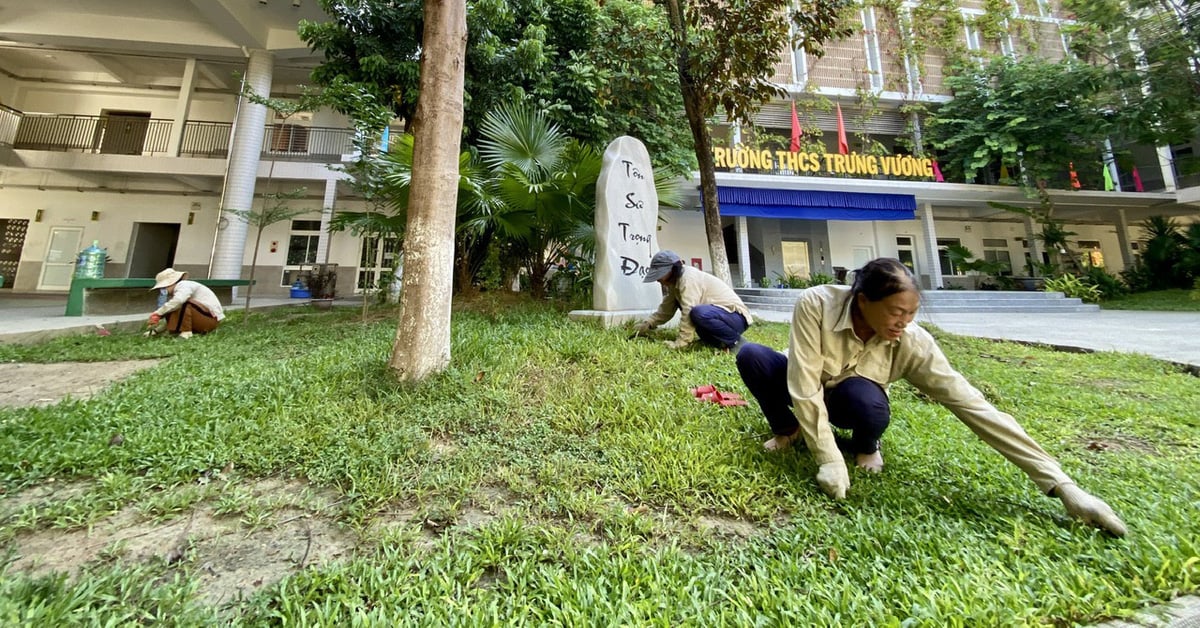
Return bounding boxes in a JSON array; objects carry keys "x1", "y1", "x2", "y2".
[{"x1": 476, "y1": 102, "x2": 601, "y2": 299}]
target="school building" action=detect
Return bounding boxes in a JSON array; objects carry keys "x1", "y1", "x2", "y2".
[{"x1": 0, "y1": 0, "x2": 1197, "y2": 296}]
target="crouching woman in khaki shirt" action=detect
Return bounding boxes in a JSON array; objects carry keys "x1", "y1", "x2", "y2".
[{"x1": 735, "y1": 257, "x2": 1126, "y2": 536}]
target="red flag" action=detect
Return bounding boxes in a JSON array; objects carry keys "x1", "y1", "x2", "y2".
[
  {"x1": 932, "y1": 158, "x2": 945, "y2": 182},
  {"x1": 1132, "y1": 166, "x2": 1144, "y2": 192},
  {"x1": 1068, "y1": 162, "x2": 1081, "y2": 189},
  {"x1": 835, "y1": 103, "x2": 849, "y2": 155},
  {"x1": 790, "y1": 102, "x2": 802, "y2": 152}
]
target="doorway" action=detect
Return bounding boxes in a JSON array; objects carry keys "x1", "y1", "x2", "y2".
[
  {"x1": 896, "y1": 235, "x2": 918, "y2": 275},
  {"x1": 357, "y1": 235, "x2": 402, "y2": 292},
  {"x1": 0, "y1": 218, "x2": 29, "y2": 289},
  {"x1": 97, "y1": 110, "x2": 151, "y2": 155},
  {"x1": 780, "y1": 240, "x2": 811, "y2": 279},
  {"x1": 127, "y1": 222, "x2": 180, "y2": 278},
  {"x1": 38, "y1": 226, "x2": 84, "y2": 290}
]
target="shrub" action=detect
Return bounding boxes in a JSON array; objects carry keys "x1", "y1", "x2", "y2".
[
  {"x1": 773, "y1": 272, "x2": 809, "y2": 289},
  {"x1": 1044, "y1": 273, "x2": 1103, "y2": 302},
  {"x1": 808, "y1": 272, "x2": 836, "y2": 286},
  {"x1": 1119, "y1": 262, "x2": 1157, "y2": 293},
  {"x1": 1082, "y1": 266, "x2": 1127, "y2": 300}
]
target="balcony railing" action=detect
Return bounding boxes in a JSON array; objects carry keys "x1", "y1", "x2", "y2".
[
  {"x1": 0, "y1": 104, "x2": 21, "y2": 146},
  {"x1": 6, "y1": 112, "x2": 355, "y2": 163}
]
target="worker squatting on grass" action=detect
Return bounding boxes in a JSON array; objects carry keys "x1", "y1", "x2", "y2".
[
  {"x1": 734, "y1": 257, "x2": 1127, "y2": 536},
  {"x1": 633, "y1": 250, "x2": 753, "y2": 351}
]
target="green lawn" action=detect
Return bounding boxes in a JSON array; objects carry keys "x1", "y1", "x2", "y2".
[
  {"x1": 1102, "y1": 288, "x2": 1200, "y2": 311},
  {"x1": 1, "y1": 297, "x2": 1197, "y2": 625}
]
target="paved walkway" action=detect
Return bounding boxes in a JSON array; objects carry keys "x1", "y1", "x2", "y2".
[{"x1": 752, "y1": 307, "x2": 1200, "y2": 372}]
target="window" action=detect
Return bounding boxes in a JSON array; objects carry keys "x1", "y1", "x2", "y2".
[
  {"x1": 963, "y1": 19, "x2": 982, "y2": 52},
  {"x1": 899, "y1": 8, "x2": 922, "y2": 97},
  {"x1": 1078, "y1": 239, "x2": 1104, "y2": 267},
  {"x1": 999, "y1": 20, "x2": 1016, "y2": 57},
  {"x1": 981, "y1": 238, "x2": 1013, "y2": 275},
  {"x1": 861, "y1": 7, "x2": 884, "y2": 92},
  {"x1": 896, "y1": 235, "x2": 917, "y2": 274},
  {"x1": 937, "y1": 237, "x2": 961, "y2": 275},
  {"x1": 281, "y1": 220, "x2": 322, "y2": 286}
]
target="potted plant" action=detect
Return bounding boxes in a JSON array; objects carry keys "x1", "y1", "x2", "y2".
[{"x1": 305, "y1": 263, "x2": 338, "y2": 310}]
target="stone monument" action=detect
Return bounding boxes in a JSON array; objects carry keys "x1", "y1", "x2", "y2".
[{"x1": 569, "y1": 136, "x2": 666, "y2": 328}]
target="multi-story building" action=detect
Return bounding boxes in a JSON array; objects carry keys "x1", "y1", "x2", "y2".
[
  {"x1": 0, "y1": 0, "x2": 386, "y2": 296},
  {"x1": 658, "y1": 0, "x2": 1200, "y2": 289},
  {"x1": 0, "y1": 0, "x2": 1196, "y2": 295}
]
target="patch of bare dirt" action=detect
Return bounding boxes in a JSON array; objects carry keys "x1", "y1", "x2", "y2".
[
  {"x1": 0, "y1": 360, "x2": 162, "y2": 408},
  {"x1": 696, "y1": 515, "x2": 763, "y2": 539},
  {"x1": 4, "y1": 478, "x2": 357, "y2": 607},
  {"x1": 1080, "y1": 433, "x2": 1158, "y2": 455}
]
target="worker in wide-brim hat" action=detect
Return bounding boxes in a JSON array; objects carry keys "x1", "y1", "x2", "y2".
[
  {"x1": 147, "y1": 268, "x2": 225, "y2": 339},
  {"x1": 632, "y1": 250, "x2": 752, "y2": 350}
]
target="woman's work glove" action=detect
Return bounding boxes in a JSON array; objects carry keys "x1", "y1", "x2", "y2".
[
  {"x1": 633, "y1": 321, "x2": 652, "y2": 334},
  {"x1": 1055, "y1": 483, "x2": 1127, "y2": 537},
  {"x1": 662, "y1": 339, "x2": 689, "y2": 350},
  {"x1": 816, "y1": 461, "x2": 849, "y2": 499}
]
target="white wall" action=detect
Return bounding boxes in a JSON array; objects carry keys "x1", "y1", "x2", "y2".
[{"x1": 657, "y1": 209, "x2": 711, "y2": 270}]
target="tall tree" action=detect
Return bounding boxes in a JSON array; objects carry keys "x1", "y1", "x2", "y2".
[
  {"x1": 303, "y1": 0, "x2": 690, "y2": 290},
  {"x1": 658, "y1": 0, "x2": 852, "y2": 283},
  {"x1": 926, "y1": 57, "x2": 1113, "y2": 189},
  {"x1": 389, "y1": 0, "x2": 468, "y2": 382},
  {"x1": 1065, "y1": 0, "x2": 1200, "y2": 146}
]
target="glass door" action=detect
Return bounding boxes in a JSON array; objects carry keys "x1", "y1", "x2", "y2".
[
  {"x1": 357, "y1": 236, "x2": 401, "y2": 293},
  {"x1": 780, "y1": 240, "x2": 811, "y2": 279}
]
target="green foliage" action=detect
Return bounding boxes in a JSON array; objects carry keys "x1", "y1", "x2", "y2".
[
  {"x1": 927, "y1": 57, "x2": 1112, "y2": 187},
  {"x1": 300, "y1": 0, "x2": 692, "y2": 175},
  {"x1": 1063, "y1": 0, "x2": 1200, "y2": 146},
  {"x1": 1132, "y1": 215, "x2": 1196, "y2": 291},
  {"x1": 1081, "y1": 266, "x2": 1128, "y2": 301},
  {"x1": 474, "y1": 102, "x2": 603, "y2": 299},
  {"x1": 1102, "y1": 288, "x2": 1200, "y2": 311},
  {"x1": 808, "y1": 272, "x2": 836, "y2": 286},
  {"x1": 772, "y1": 271, "x2": 810, "y2": 289},
  {"x1": 1043, "y1": 273, "x2": 1104, "y2": 302},
  {"x1": 0, "y1": 301, "x2": 1198, "y2": 623}
]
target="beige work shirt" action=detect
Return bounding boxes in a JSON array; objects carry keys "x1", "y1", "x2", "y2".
[
  {"x1": 788, "y1": 285, "x2": 1071, "y2": 494},
  {"x1": 646, "y1": 266, "x2": 753, "y2": 345},
  {"x1": 155, "y1": 280, "x2": 226, "y2": 322}
]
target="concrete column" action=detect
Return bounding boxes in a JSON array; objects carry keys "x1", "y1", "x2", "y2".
[
  {"x1": 211, "y1": 50, "x2": 273, "y2": 280},
  {"x1": 918, "y1": 203, "x2": 942, "y2": 289},
  {"x1": 1023, "y1": 214, "x2": 1045, "y2": 275},
  {"x1": 316, "y1": 179, "x2": 337, "y2": 264},
  {"x1": 736, "y1": 215, "x2": 750, "y2": 288},
  {"x1": 168, "y1": 58, "x2": 198, "y2": 157},
  {"x1": 1157, "y1": 145, "x2": 1178, "y2": 192},
  {"x1": 1114, "y1": 208, "x2": 1133, "y2": 269}
]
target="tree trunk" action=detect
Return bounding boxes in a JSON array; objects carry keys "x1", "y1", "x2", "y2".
[
  {"x1": 388, "y1": 0, "x2": 467, "y2": 382},
  {"x1": 663, "y1": 0, "x2": 732, "y2": 285},
  {"x1": 243, "y1": 226, "x2": 263, "y2": 316}
]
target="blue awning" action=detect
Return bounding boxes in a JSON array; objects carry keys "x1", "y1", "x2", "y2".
[{"x1": 717, "y1": 186, "x2": 916, "y2": 221}]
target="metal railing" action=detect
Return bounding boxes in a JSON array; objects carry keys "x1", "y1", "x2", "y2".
[
  {"x1": 180, "y1": 121, "x2": 231, "y2": 158},
  {"x1": 13, "y1": 114, "x2": 174, "y2": 155},
  {"x1": 6, "y1": 113, "x2": 355, "y2": 163},
  {"x1": 0, "y1": 104, "x2": 21, "y2": 146},
  {"x1": 260, "y1": 124, "x2": 355, "y2": 161}
]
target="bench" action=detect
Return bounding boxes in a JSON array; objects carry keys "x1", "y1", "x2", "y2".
[{"x1": 65, "y1": 278, "x2": 253, "y2": 317}]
